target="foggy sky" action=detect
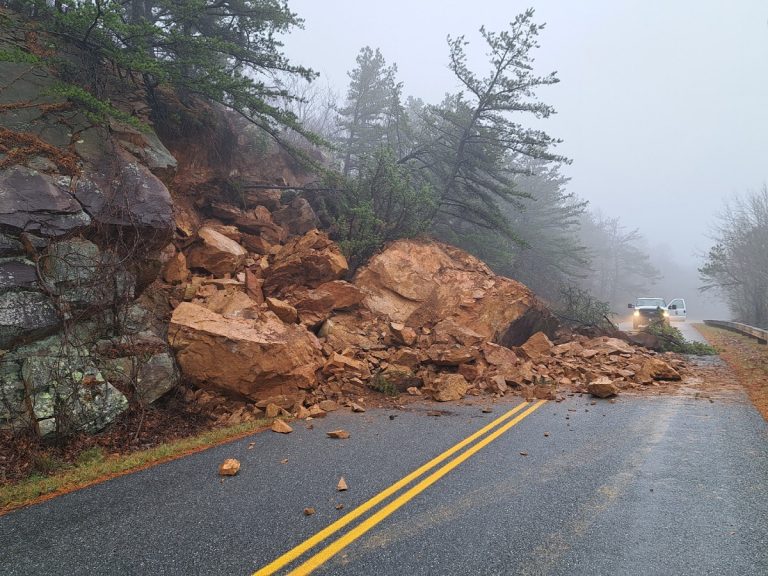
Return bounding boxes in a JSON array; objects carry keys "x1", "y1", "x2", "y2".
[{"x1": 282, "y1": 0, "x2": 767, "y2": 270}]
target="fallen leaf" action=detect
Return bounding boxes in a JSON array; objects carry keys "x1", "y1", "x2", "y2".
[
  {"x1": 327, "y1": 429, "x2": 350, "y2": 439},
  {"x1": 271, "y1": 419, "x2": 293, "y2": 434},
  {"x1": 335, "y1": 504, "x2": 345, "y2": 510},
  {"x1": 337, "y1": 477, "x2": 348, "y2": 491},
  {"x1": 218, "y1": 458, "x2": 240, "y2": 476},
  {"x1": 519, "y1": 451, "x2": 529, "y2": 456},
  {"x1": 303, "y1": 507, "x2": 315, "y2": 516}
]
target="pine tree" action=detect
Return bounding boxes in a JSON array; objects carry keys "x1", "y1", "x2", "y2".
[{"x1": 336, "y1": 46, "x2": 401, "y2": 175}]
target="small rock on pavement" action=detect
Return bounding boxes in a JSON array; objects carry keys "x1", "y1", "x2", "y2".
[
  {"x1": 304, "y1": 507, "x2": 315, "y2": 516},
  {"x1": 350, "y1": 402, "x2": 366, "y2": 413},
  {"x1": 318, "y1": 399, "x2": 339, "y2": 412},
  {"x1": 337, "y1": 477, "x2": 348, "y2": 491},
  {"x1": 219, "y1": 458, "x2": 241, "y2": 476},
  {"x1": 271, "y1": 419, "x2": 293, "y2": 433},
  {"x1": 327, "y1": 429, "x2": 350, "y2": 439},
  {"x1": 481, "y1": 407, "x2": 493, "y2": 413},
  {"x1": 519, "y1": 451, "x2": 529, "y2": 456},
  {"x1": 587, "y1": 377, "x2": 620, "y2": 399}
]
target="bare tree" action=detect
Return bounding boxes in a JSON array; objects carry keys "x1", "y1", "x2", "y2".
[{"x1": 700, "y1": 185, "x2": 768, "y2": 327}]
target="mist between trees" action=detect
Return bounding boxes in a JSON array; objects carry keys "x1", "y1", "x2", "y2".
[
  {"x1": 700, "y1": 186, "x2": 768, "y2": 329},
  {"x1": 7, "y1": 1, "x2": 736, "y2": 325},
  {"x1": 276, "y1": 10, "x2": 666, "y2": 324}
]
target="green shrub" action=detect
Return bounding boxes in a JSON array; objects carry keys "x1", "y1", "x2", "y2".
[
  {"x1": 554, "y1": 285, "x2": 615, "y2": 330},
  {"x1": 0, "y1": 47, "x2": 40, "y2": 63},
  {"x1": 645, "y1": 320, "x2": 717, "y2": 355},
  {"x1": 368, "y1": 373, "x2": 399, "y2": 397}
]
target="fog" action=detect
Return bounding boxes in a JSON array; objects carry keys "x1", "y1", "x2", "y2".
[{"x1": 283, "y1": 0, "x2": 767, "y2": 318}]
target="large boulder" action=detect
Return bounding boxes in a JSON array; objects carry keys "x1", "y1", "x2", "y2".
[
  {"x1": 0, "y1": 291, "x2": 59, "y2": 349},
  {"x1": 272, "y1": 197, "x2": 319, "y2": 236},
  {"x1": 18, "y1": 341, "x2": 128, "y2": 436},
  {"x1": 168, "y1": 302, "x2": 324, "y2": 398},
  {"x1": 291, "y1": 280, "x2": 364, "y2": 327},
  {"x1": 74, "y1": 145, "x2": 174, "y2": 251},
  {"x1": 0, "y1": 167, "x2": 91, "y2": 236},
  {"x1": 355, "y1": 239, "x2": 556, "y2": 346},
  {"x1": 186, "y1": 226, "x2": 247, "y2": 276},
  {"x1": 209, "y1": 203, "x2": 286, "y2": 244},
  {"x1": 263, "y1": 230, "x2": 348, "y2": 296}
]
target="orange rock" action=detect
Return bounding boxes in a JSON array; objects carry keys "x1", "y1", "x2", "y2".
[
  {"x1": 266, "y1": 297, "x2": 299, "y2": 324},
  {"x1": 481, "y1": 342, "x2": 518, "y2": 366},
  {"x1": 318, "y1": 399, "x2": 340, "y2": 412},
  {"x1": 637, "y1": 357, "x2": 682, "y2": 382},
  {"x1": 219, "y1": 458, "x2": 241, "y2": 476},
  {"x1": 271, "y1": 419, "x2": 293, "y2": 433},
  {"x1": 322, "y1": 353, "x2": 371, "y2": 380},
  {"x1": 389, "y1": 347, "x2": 421, "y2": 369},
  {"x1": 168, "y1": 302, "x2": 323, "y2": 399},
  {"x1": 425, "y1": 345, "x2": 475, "y2": 366},
  {"x1": 186, "y1": 226, "x2": 247, "y2": 276},
  {"x1": 587, "y1": 377, "x2": 619, "y2": 398},
  {"x1": 427, "y1": 374, "x2": 469, "y2": 402},
  {"x1": 337, "y1": 476, "x2": 348, "y2": 491},
  {"x1": 327, "y1": 429, "x2": 350, "y2": 439},
  {"x1": 264, "y1": 230, "x2": 348, "y2": 296},
  {"x1": 521, "y1": 332, "x2": 554, "y2": 359},
  {"x1": 293, "y1": 281, "x2": 364, "y2": 327},
  {"x1": 308, "y1": 404, "x2": 327, "y2": 418},
  {"x1": 354, "y1": 239, "x2": 556, "y2": 346},
  {"x1": 487, "y1": 374, "x2": 509, "y2": 394},
  {"x1": 163, "y1": 251, "x2": 189, "y2": 284},
  {"x1": 390, "y1": 322, "x2": 418, "y2": 346}
]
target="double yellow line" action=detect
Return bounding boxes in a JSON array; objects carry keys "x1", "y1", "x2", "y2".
[{"x1": 254, "y1": 399, "x2": 546, "y2": 575}]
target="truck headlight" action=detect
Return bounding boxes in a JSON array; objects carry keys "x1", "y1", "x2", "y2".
[{"x1": 633, "y1": 310, "x2": 640, "y2": 317}]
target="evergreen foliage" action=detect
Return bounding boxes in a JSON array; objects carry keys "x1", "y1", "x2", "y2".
[
  {"x1": 324, "y1": 150, "x2": 437, "y2": 270},
  {"x1": 6, "y1": 0, "x2": 316, "y2": 139},
  {"x1": 644, "y1": 319, "x2": 717, "y2": 355}
]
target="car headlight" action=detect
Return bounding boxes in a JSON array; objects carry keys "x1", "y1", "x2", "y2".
[
  {"x1": 663, "y1": 311, "x2": 669, "y2": 317},
  {"x1": 633, "y1": 310, "x2": 640, "y2": 317}
]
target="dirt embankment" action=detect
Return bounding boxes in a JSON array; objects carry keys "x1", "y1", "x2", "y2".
[{"x1": 696, "y1": 324, "x2": 768, "y2": 420}]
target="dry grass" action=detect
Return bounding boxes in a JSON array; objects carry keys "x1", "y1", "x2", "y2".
[
  {"x1": 696, "y1": 323, "x2": 768, "y2": 421},
  {"x1": 0, "y1": 417, "x2": 273, "y2": 516}
]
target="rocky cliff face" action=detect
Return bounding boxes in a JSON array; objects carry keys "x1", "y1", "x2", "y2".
[
  {"x1": 0, "y1": 12, "x2": 178, "y2": 435},
  {"x1": 0, "y1": 9, "x2": 686, "y2": 437}
]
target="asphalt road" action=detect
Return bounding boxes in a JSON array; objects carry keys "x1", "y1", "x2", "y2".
[{"x1": 2, "y1": 388, "x2": 767, "y2": 576}]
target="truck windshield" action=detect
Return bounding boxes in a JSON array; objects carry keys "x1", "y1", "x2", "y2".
[{"x1": 636, "y1": 298, "x2": 666, "y2": 307}]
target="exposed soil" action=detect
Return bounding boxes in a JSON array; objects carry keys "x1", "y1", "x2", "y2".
[{"x1": 696, "y1": 324, "x2": 768, "y2": 421}]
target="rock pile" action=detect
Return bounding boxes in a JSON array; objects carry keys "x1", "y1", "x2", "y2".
[{"x1": 162, "y1": 218, "x2": 686, "y2": 422}]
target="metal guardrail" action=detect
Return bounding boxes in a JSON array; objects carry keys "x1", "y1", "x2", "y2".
[{"x1": 703, "y1": 320, "x2": 768, "y2": 344}]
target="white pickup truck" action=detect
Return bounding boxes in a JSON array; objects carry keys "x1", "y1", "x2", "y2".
[{"x1": 628, "y1": 297, "x2": 687, "y2": 329}]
